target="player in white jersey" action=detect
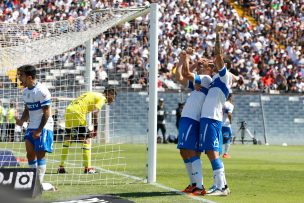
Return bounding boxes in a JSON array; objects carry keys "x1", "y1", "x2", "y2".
[
  {"x1": 199, "y1": 26, "x2": 235, "y2": 196},
  {"x1": 222, "y1": 94, "x2": 234, "y2": 158},
  {"x1": 176, "y1": 49, "x2": 212, "y2": 196},
  {"x1": 16, "y1": 65, "x2": 54, "y2": 184}
]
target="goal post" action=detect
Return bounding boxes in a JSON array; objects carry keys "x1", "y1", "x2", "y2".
[{"x1": 0, "y1": 4, "x2": 159, "y2": 185}]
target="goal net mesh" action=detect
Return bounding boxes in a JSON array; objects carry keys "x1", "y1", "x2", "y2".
[{"x1": 0, "y1": 6, "x2": 150, "y2": 185}]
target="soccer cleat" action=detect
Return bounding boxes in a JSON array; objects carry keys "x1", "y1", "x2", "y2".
[
  {"x1": 181, "y1": 185, "x2": 197, "y2": 193},
  {"x1": 206, "y1": 188, "x2": 230, "y2": 196},
  {"x1": 57, "y1": 166, "x2": 66, "y2": 174},
  {"x1": 190, "y1": 187, "x2": 207, "y2": 196},
  {"x1": 84, "y1": 168, "x2": 96, "y2": 174},
  {"x1": 207, "y1": 185, "x2": 217, "y2": 194},
  {"x1": 222, "y1": 153, "x2": 231, "y2": 158}
]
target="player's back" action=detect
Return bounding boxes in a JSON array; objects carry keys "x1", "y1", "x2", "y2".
[
  {"x1": 201, "y1": 67, "x2": 233, "y2": 121},
  {"x1": 182, "y1": 75, "x2": 212, "y2": 121},
  {"x1": 22, "y1": 82, "x2": 53, "y2": 130},
  {"x1": 67, "y1": 92, "x2": 105, "y2": 115},
  {"x1": 222, "y1": 101, "x2": 234, "y2": 127}
]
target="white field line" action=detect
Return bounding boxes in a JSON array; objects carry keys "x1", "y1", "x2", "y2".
[{"x1": 10, "y1": 149, "x2": 216, "y2": 203}]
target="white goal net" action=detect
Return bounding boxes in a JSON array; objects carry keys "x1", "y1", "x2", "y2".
[{"x1": 0, "y1": 5, "x2": 156, "y2": 186}]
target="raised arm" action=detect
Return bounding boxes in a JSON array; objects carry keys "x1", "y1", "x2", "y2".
[
  {"x1": 214, "y1": 24, "x2": 225, "y2": 71},
  {"x1": 175, "y1": 52, "x2": 188, "y2": 86},
  {"x1": 182, "y1": 48, "x2": 195, "y2": 81}
]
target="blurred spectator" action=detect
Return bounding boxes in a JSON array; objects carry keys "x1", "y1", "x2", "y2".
[
  {"x1": 157, "y1": 98, "x2": 168, "y2": 144},
  {"x1": 6, "y1": 102, "x2": 17, "y2": 142},
  {"x1": 0, "y1": 0, "x2": 303, "y2": 94},
  {"x1": 0, "y1": 101, "x2": 4, "y2": 141},
  {"x1": 175, "y1": 102, "x2": 184, "y2": 130}
]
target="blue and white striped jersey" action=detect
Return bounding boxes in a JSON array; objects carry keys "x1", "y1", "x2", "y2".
[
  {"x1": 181, "y1": 74, "x2": 212, "y2": 121},
  {"x1": 22, "y1": 82, "x2": 54, "y2": 130},
  {"x1": 222, "y1": 101, "x2": 234, "y2": 128},
  {"x1": 201, "y1": 66, "x2": 233, "y2": 121}
]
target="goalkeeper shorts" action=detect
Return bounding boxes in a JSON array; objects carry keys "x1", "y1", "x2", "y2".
[{"x1": 65, "y1": 127, "x2": 89, "y2": 140}]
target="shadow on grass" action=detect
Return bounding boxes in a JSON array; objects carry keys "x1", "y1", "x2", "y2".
[{"x1": 112, "y1": 191, "x2": 179, "y2": 199}]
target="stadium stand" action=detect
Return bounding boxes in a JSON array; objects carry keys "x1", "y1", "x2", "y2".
[{"x1": 0, "y1": 0, "x2": 303, "y2": 93}]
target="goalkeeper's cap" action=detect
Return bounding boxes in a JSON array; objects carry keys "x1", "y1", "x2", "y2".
[{"x1": 159, "y1": 98, "x2": 164, "y2": 102}]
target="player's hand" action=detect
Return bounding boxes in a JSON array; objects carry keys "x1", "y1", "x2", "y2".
[
  {"x1": 215, "y1": 23, "x2": 224, "y2": 33},
  {"x1": 88, "y1": 125, "x2": 97, "y2": 138},
  {"x1": 89, "y1": 130, "x2": 97, "y2": 138},
  {"x1": 194, "y1": 84, "x2": 201, "y2": 91},
  {"x1": 32, "y1": 130, "x2": 41, "y2": 139},
  {"x1": 214, "y1": 54, "x2": 225, "y2": 70},
  {"x1": 179, "y1": 51, "x2": 187, "y2": 60},
  {"x1": 186, "y1": 47, "x2": 193, "y2": 55},
  {"x1": 15, "y1": 118, "x2": 23, "y2": 126}
]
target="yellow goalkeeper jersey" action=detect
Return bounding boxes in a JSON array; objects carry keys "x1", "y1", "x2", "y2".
[{"x1": 65, "y1": 92, "x2": 106, "y2": 128}]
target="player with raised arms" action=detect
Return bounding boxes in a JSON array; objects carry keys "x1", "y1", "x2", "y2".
[
  {"x1": 199, "y1": 24, "x2": 235, "y2": 196},
  {"x1": 176, "y1": 48, "x2": 213, "y2": 195}
]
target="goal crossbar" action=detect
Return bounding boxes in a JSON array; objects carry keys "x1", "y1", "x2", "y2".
[{"x1": 0, "y1": 7, "x2": 149, "y2": 73}]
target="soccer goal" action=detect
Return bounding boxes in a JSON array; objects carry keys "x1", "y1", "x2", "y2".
[{"x1": 0, "y1": 4, "x2": 158, "y2": 185}]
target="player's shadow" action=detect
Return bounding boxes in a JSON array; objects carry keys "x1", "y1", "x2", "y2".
[{"x1": 109, "y1": 191, "x2": 179, "y2": 198}]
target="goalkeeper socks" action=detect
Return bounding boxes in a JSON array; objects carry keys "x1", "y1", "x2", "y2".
[
  {"x1": 190, "y1": 156, "x2": 203, "y2": 189},
  {"x1": 37, "y1": 159, "x2": 46, "y2": 183},
  {"x1": 28, "y1": 160, "x2": 37, "y2": 168},
  {"x1": 83, "y1": 143, "x2": 91, "y2": 168},
  {"x1": 184, "y1": 159, "x2": 195, "y2": 185},
  {"x1": 60, "y1": 141, "x2": 71, "y2": 167}
]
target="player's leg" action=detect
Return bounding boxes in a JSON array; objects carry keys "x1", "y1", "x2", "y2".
[
  {"x1": 79, "y1": 127, "x2": 94, "y2": 173},
  {"x1": 201, "y1": 119, "x2": 229, "y2": 196},
  {"x1": 35, "y1": 129, "x2": 53, "y2": 183},
  {"x1": 178, "y1": 117, "x2": 205, "y2": 194},
  {"x1": 222, "y1": 127, "x2": 231, "y2": 158},
  {"x1": 179, "y1": 149, "x2": 197, "y2": 193},
  {"x1": 58, "y1": 128, "x2": 72, "y2": 173},
  {"x1": 161, "y1": 124, "x2": 167, "y2": 143},
  {"x1": 25, "y1": 139, "x2": 37, "y2": 168},
  {"x1": 37, "y1": 151, "x2": 46, "y2": 183}
]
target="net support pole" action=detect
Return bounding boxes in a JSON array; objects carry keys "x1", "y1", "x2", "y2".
[
  {"x1": 85, "y1": 39, "x2": 93, "y2": 130},
  {"x1": 259, "y1": 94, "x2": 268, "y2": 144},
  {"x1": 148, "y1": 3, "x2": 159, "y2": 184}
]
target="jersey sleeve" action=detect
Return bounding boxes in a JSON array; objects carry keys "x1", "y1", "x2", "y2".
[
  {"x1": 219, "y1": 66, "x2": 233, "y2": 89},
  {"x1": 187, "y1": 80, "x2": 194, "y2": 91},
  {"x1": 39, "y1": 86, "x2": 52, "y2": 107},
  {"x1": 228, "y1": 104, "x2": 234, "y2": 113}
]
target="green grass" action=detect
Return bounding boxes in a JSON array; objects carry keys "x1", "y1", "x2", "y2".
[{"x1": 2, "y1": 143, "x2": 304, "y2": 202}]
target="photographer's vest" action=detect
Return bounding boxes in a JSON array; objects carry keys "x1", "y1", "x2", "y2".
[
  {"x1": 7, "y1": 108, "x2": 16, "y2": 124},
  {"x1": 0, "y1": 106, "x2": 4, "y2": 124}
]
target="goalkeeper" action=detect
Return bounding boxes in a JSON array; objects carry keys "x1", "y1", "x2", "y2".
[{"x1": 58, "y1": 88, "x2": 117, "y2": 174}]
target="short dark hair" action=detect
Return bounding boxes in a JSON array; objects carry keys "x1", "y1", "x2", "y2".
[
  {"x1": 17, "y1": 65, "x2": 37, "y2": 79},
  {"x1": 104, "y1": 86, "x2": 117, "y2": 97}
]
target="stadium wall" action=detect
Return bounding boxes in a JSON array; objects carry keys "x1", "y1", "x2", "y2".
[{"x1": 109, "y1": 92, "x2": 304, "y2": 145}]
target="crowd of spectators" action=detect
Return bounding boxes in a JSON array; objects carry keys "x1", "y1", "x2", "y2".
[{"x1": 0, "y1": 0, "x2": 303, "y2": 93}]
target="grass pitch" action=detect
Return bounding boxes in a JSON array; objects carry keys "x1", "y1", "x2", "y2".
[{"x1": 2, "y1": 143, "x2": 304, "y2": 203}]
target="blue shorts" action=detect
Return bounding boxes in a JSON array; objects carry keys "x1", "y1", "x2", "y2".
[
  {"x1": 222, "y1": 126, "x2": 232, "y2": 144},
  {"x1": 177, "y1": 117, "x2": 200, "y2": 151},
  {"x1": 24, "y1": 129, "x2": 54, "y2": 153},
  {"x1": 199, "y1": 118, "x2": 222, "y2": 154}
]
